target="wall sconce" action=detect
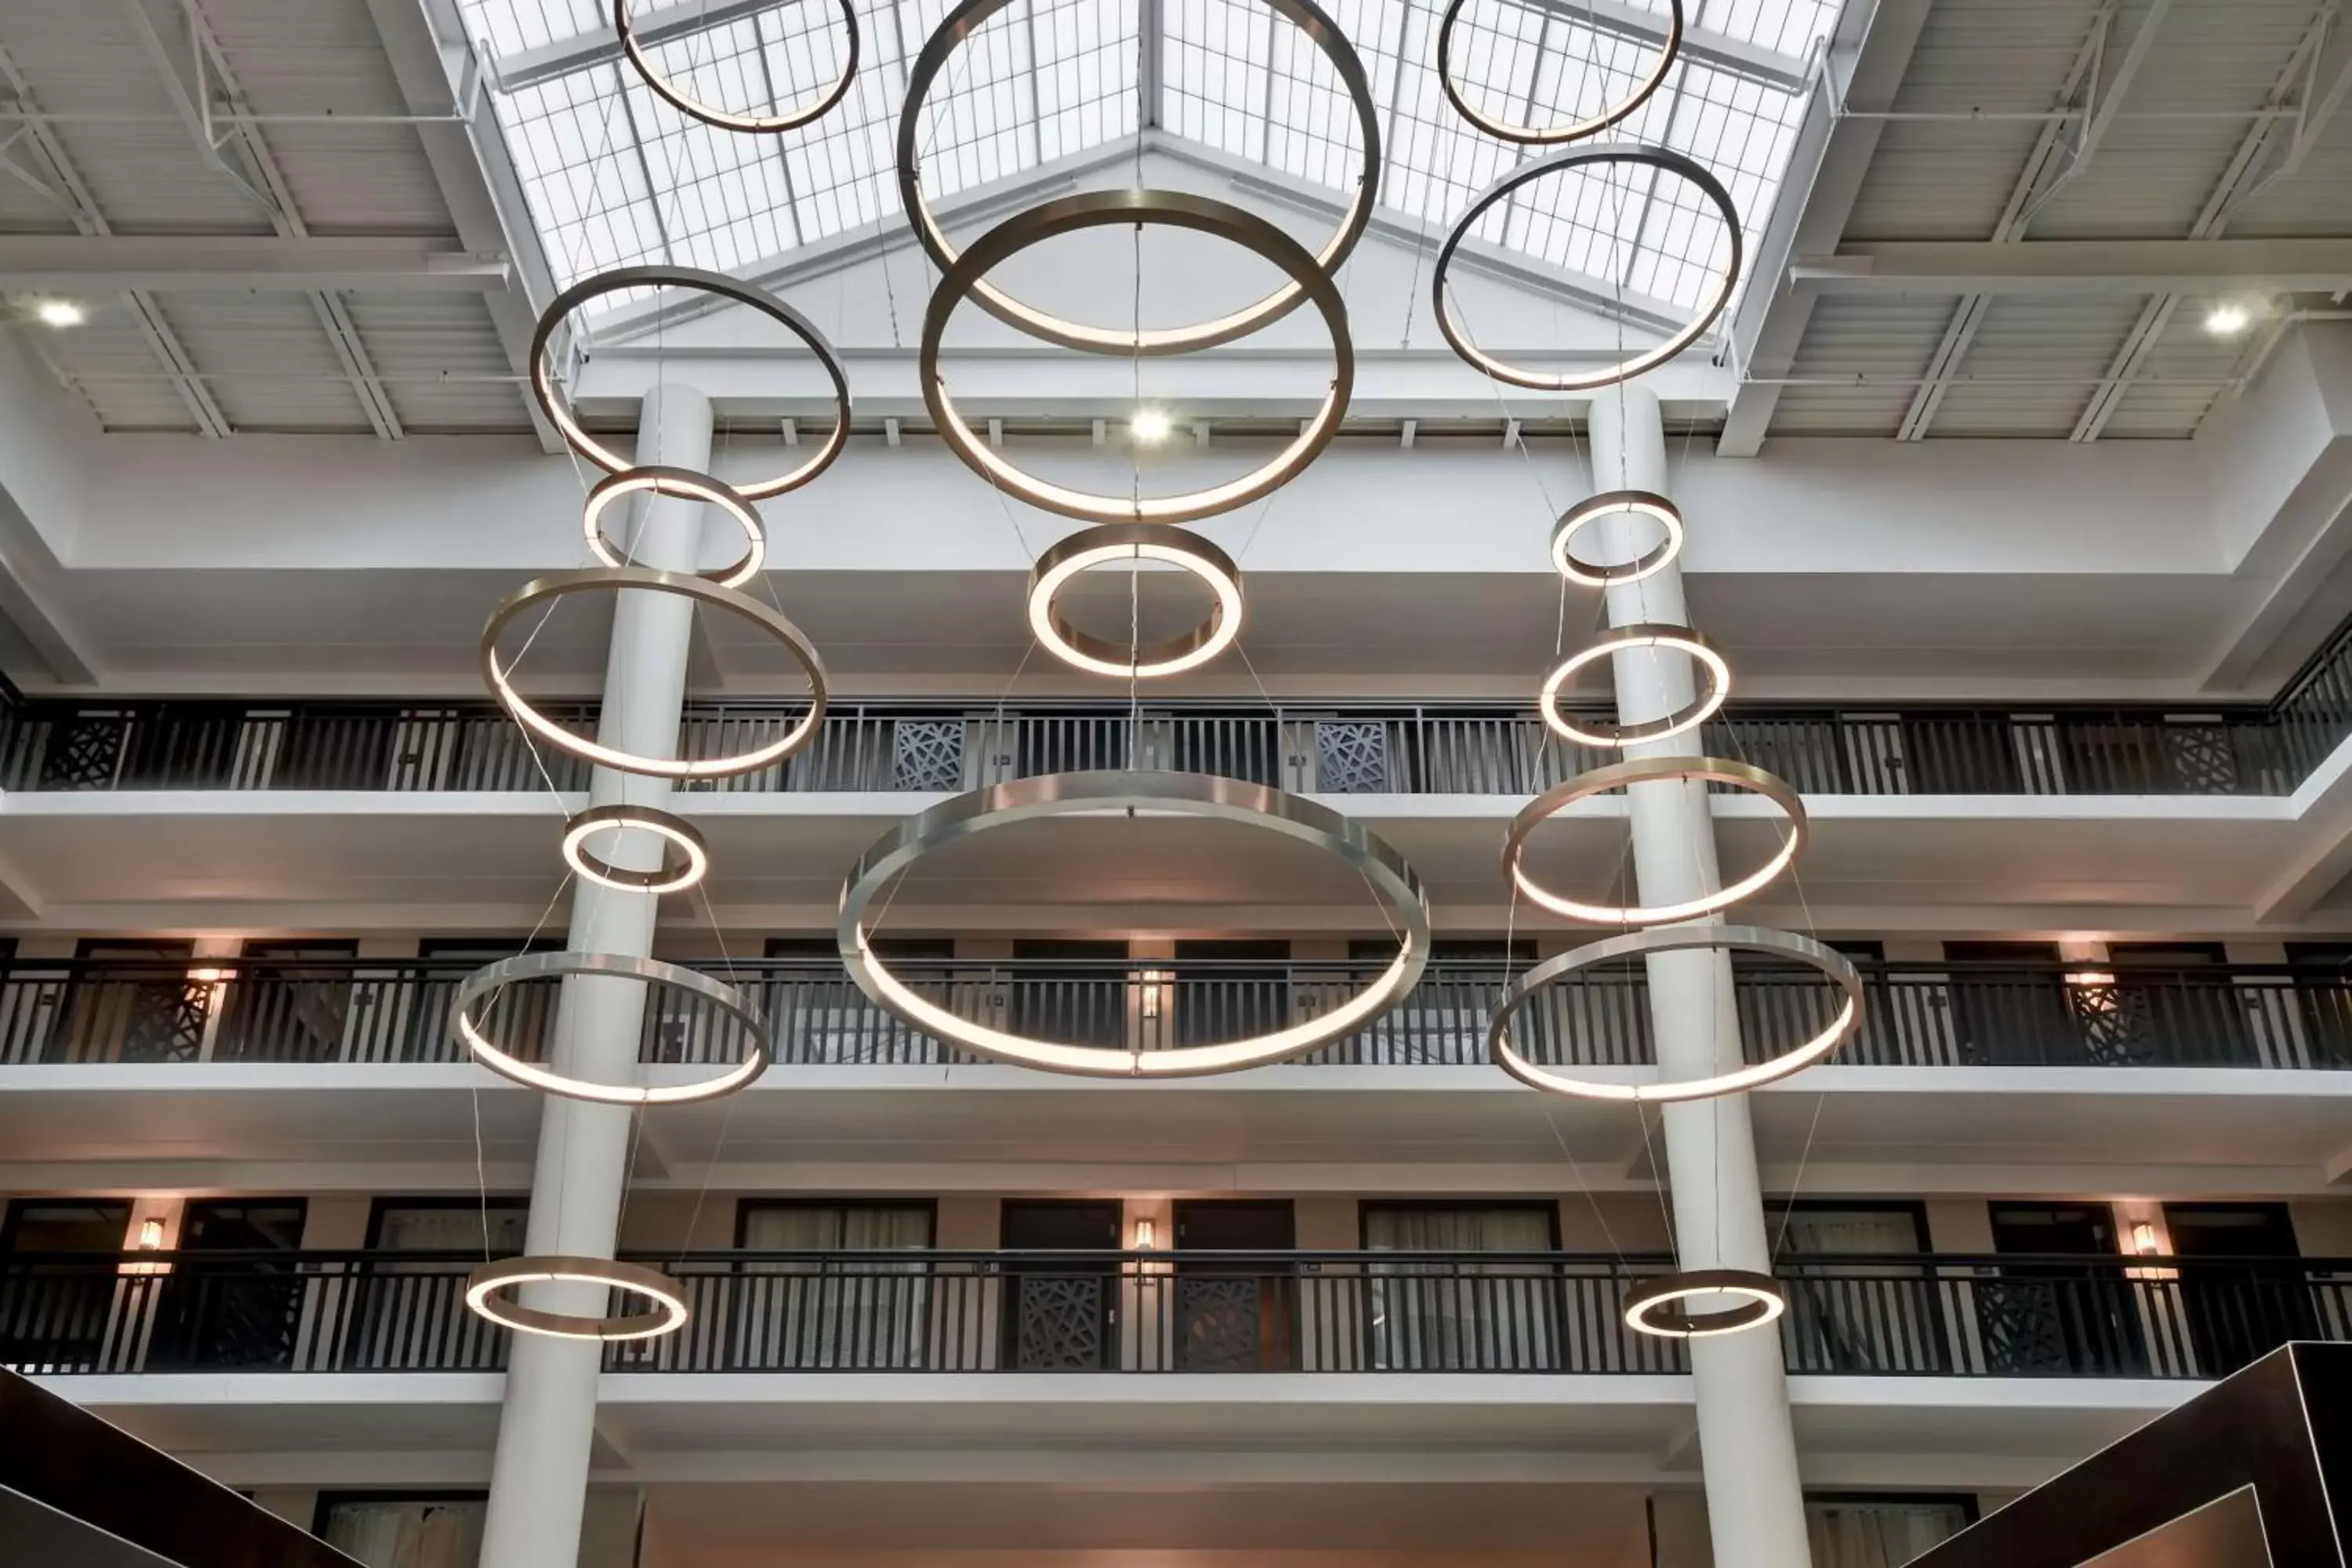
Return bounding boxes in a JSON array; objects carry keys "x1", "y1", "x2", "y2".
[
  {"x1": 2131, "y1": 1221, "x2": 2158, "y2": 1255},
  {"x1": 1133, "y1": 1218, "x2": 1156, "y2": 1250},
  {"x1": 187, "y1": 967, "x2": 228, "y2": 985},
  {"x1": 1137, "y1": 971, "x2": 1169, "y2": 1020},
  {"x1": 2066, "y1": 970, "x2": 2116, "y2": 989},
  {"x1": 122, "y1": 1216, "x2": 170, "y2": 1277}
]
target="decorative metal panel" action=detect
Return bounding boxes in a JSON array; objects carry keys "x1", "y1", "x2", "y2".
[
  {"x1": 1011, "y1": 1276, "x2": 1107, "y2": 1370},
  {"x1": 1315, "y1": 721, "x2": 1390, "y2": 793},
  {"x1": 891, "y1": 720, "x2": 966, "y2": 792}
]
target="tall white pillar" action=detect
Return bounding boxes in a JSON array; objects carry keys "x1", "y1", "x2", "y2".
[
  {"x1": 1588, "y1": 387, "x2": 1813, "y2": 1568},
  {"x1": 477, "y1": 385, "x2": 716, "y2": 1568}
]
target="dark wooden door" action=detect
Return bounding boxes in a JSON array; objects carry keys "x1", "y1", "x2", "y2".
[
  {"x1": 1985, "y1": 1203, "x2": 2147, "y2": 1375},
  {"x1": 0, "y1": 1199, "x2": 133, "y2": 1371},
  {"x1": 1009, "y1": 941, "x2": 1127, "y2": 1051},
  {"x1": 1173, "y1": 1200, "x2": 1297, "y2": 1371},
  {"x1": 153, "y1": 1200, "x2": 307, "y2": 1370},
  {"x1": 999, "y1": 1200, "x2": 1122, "y2": 1370},
  {"x1": 2104, "y1": 943, "x2": 2249, "y2": 1065},
  {"x1": 49, "y1": 939, "x2": 202, "y2": 1063},
  {"x1": 2162, "y1": 1203, "x2": 2316, "y2": 1377},
  {"x1": 2285, "y1": 943, "x2": 2352, "y2": 1067},
  {"x1": 1171, "y1": 941, "x2": 1290, "y2": 1051},
  {"x1": 1944, "y1": 942, "x2": 2085, "y2": 1065}
]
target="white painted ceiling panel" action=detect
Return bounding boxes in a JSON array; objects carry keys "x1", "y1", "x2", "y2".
[{"x1": 154, "y1": 291, "x2": 376, "y2": 432}]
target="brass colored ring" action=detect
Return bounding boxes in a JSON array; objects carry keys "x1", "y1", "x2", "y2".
[{"x1": 466, "y1": 1254, "x2": 689, "y2": 1342}]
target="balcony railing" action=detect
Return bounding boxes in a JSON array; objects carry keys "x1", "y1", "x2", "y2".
[
  {"x1": 4, "y1": 1249, "x2": 2345, "y2": 1382},
  {"x1": 5, "y1": 957, "x2": 2349, "y2": 1073},
  {"x1": 0, "y1": 693, "x2": 2312, "y2": 798}
]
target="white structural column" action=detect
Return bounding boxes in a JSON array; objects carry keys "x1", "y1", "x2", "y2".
[
  {"x1": 477, "y1": 384, "x2": 716, "y2": 1568},
  {"x1": 1590, "y1": 386, "x2": 1813, "y2": 1568}
]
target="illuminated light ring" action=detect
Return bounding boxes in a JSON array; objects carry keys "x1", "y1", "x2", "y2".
[
  {"x1": 1436, "y1": 0, "x2": 1680, "y2": 145},
  {"x1": 530, "y1": 265, "x2": 849, "y2": 499},
  {"x1": 1551, "y1": 490, "x2": 1684, "y2": 589},
  {"x1": 837, "y1": 771, "x2": 1428, "y2": 1076},
  {"x1": 1539, "y1": 623, "x2": 1728, "y2": 750},
  {"x1": 898, "y1": 0, "x2": 1376, "y2": 354},
  {"x1": 1624, "y1": 1269, "x2": 1788, "y2": 1340},
  {"x1": 1028, "y1": 524, "x2": 1243, "y2": 679},
  {"x1": 1503, "y1": 755, "x2": 1804, "y2": 926},
  {"x1": 1432, "y1": 146, "x2": 1742, "y2": 393},
  {"x1": 482, "y1": 567, "x2": 826, "y2": 780},
  {"x1": 923, "y1": 191, "x2": 1353, "y2": 524},
  {"x1": 583, "y1": 466, "x2": 764, "y2": 588},
  {"x1": 465, "y1": 1254, "x2": 689, "y2": 1342},
  {"x1": 616, "y1": 0, "x2": 858, "y2": 134},
  {"x1": 452, "y1": 950, "x2": 770, "y2": 1105},
  {"x1": 1489, "y1": 924, "x2": 1864, "y2": 1105},
  {"x1": 561, "y1": 804, "x2": 710, "y2": 895}
]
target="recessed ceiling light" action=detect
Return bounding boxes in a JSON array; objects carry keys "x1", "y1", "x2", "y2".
[
  {"x1": 34, "y1": 298, "x2": 85, "y2": 328},
  {"x1": 2204, "y1": 303, "x2": 2251, "y2": 337},
  {"x1": 1130, "y1": 406, "x2": 1173, "y2": 444}
]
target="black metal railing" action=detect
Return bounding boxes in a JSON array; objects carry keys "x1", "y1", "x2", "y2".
[
  {"x1": 0, "y1": 692, "x2": 2306, "y2": 797},
  {"x1": 4, "y1": 1248, "x2": 2344, "y2": 1381},
  {"x1": 5, "y1": 956, "x2": 2349, "y2": 1073}
]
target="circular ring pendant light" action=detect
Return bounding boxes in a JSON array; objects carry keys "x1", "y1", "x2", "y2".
[
  {"x1": 1436, "y1": 0, "x2": 1681, "y2": 144},
  {"x1": 1029, "y1": 524, "x2": 1243, "y2": 679},
  {"x1": 1433, "y1": 146, "x2": 1743, "y2": 393},
  {"x1": 922, "y1": 191, "x2": 1354, "y2": 524},
  {"x1": 898, "y1": 0, "x2": 1377, "y2": 354},
  {"x1": 530, "y1": 265, "x2": 850, "y2": 500},
  {"x1": 615, "y1": 0, "x2": 860, "y2": 134},
  {"x1": 482, "y1": 566, "x2": 827, "y2": 780},
  {"x1": 1624, "y1": 1269, "x2": 1787, "y2": 1340},
  {"x1": 837, "y1": 771, "x2": 1430, "y2": 1076},
  {"x1": 1552, "y1": 491, "x2": 1685, "y2": 590},
  {"x1": 561, "y1": 804, "x2": 710, "y2": 895},
  {"x1": 1488, "y1": 924, "x2": 1864, "y2": 1104},
  {"x1": 1539, "y1": 624, "x2": 1728, "y2": 750},
  {"x1": 583, "y1": 466, "x2": 766, "y2": 588},
  {"x1": 465, "y1": 1254, "x2": 690, "y2": 1341},
  {"x1": 453, "y1": 950, "x2": 771, "y2": 1105},
  {"x1": 1502, "y1": 755, "x2": 1805, "y2": 926}
]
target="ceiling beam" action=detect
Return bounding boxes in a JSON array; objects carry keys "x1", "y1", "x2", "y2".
[
  {"x1": 1513, "y1": 0, "x2": 1812, "y2": 91},
  {"x1": 1791, "y1": 238, "x2": 2352, "y2": 297},
  {"x1": 1138, "y1": 0, "x2": 1164, "y2": 130},
  {"x1": 2071, "y1": 4, "x2": 2343, "y2": 442},
  {"x1": 0, "y1": 38, "x2": 231, "y2": 438},
  {"x1": 363, "y1": 0, "x2": 564, "y2": 450},
  {"x1": 122, "y1": 0, "x2": 405, "y2": 440},
  {"x1": 0, "y1": 235, "x2": 512, "y2": 294},
  {"x1": 2013, "y1": 0, "x2": 2173, "y2": 230},
  {"x1": 1715, "y1": 0, "x2": 1930, "y2": 458}
]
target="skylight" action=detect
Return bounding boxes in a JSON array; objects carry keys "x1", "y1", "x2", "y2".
[{"x1": 458, "y1": 0, "x2": 1834, "y2": 320}]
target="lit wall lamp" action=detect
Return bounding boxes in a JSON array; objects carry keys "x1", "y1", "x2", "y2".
[
  {"x1": 187, "y1": 967, "x2": 228, "y2": 985},
  {"x1": 2066, "y1": 970, "x2": 2116, "y2": 988},
  {"x1": 1133, "y1": 1218, "x2": 1156, "y2": 1250},
  {"x1": 1138, "y1": 971, "x2": 1170, "y2": 1020},
  {"x1": 122, "y1": 1216, "x2": 170, "y2": 1277},
  {"x1": 2131, "y1": 1221, "x2": 2158, "y2": 1255}
]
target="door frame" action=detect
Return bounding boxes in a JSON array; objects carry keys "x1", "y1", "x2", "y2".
[
  {"x1": 1171, "y1": 1200, "x2": 1298, "y2": 1372},
  {"x1": 997, "y1": 1199, "x2": 1123, "y2": 1371}
]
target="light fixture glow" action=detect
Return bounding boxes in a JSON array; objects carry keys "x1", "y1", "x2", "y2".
[
  {"x1": 2205, "y1": 303, "x2": 2251, "y2": 336},
  {"x1": 617, "y1": 0, "x2": 858, "y2": 133},
  {"x1": 1490, "y1": 925, "x2": 1864, "y2": 1104},
  {"x1": 1540, "y1": 624, "x2": 1730, "y2": 750},
  {"x1": 837, "y1": 771, "x2": 1430, "y2": 1077},
  {"x1": 582, "y1": 466, "x2": 765, "y2": 588},
  {"x1": 897, "y1": 0, "x2": 1378, "y2": 356},
  {"x1": 1501, "y1": 756, "x2": 1806, "y2": 927},
  {"x1": 464, "y1": 1254, "x2": 690, "y2": 1342},
  {"x1": 2132, "y1": 1221, "x2": 2159, "y2": 1255},
  {"x1": 187, "y1": 967, "x2": 228, "y2": 985},
  {"x1": 35, "y1": 299, "x2": 85, "y2": 328},
  {"x1": 1027, "y1": 524, "x2": 1244, "y2": 679},
  {"x1": 1133, "y1": 1218, "x2": 1157, "y2": 1249},
  {"x1": 1550, "y1": 491, "x2": 1685, "y2": 590},
  {"x1": 923, "y1": 191, "x2": 1353, "y2": 524},
  {"x1": 452, "y1": 950, "x2": 771, "y2": 1105},
  {"x1": 1437, "y1": 0, "x2": 1679, "y2": 145},
  {"x1": 560, "y1": 804, "x2": 710, "y2": 895},
  {"x1": 1624, "y1": 1269, "x2": 1788, "y2": 1339},
  {"x1": 2067, "y1": 970, "x2": 2118, "y2": 988},
  {"x1": 1130, "y1": 408, "x2": 1173, "y2": 445},
  {"x1": 482, "y1": 567, "x2": 826, "y2": 780},
  {"x1": 137, "y1": 1218, "x2": 165, "y2": 1250}
]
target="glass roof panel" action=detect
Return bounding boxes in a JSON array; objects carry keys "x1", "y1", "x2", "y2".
[{"x1": 459, "y1": 0, "x2": 1836, "y2": 322}]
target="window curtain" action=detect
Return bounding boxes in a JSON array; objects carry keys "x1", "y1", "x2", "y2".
[
  {"x1": 321, "y1": 1498, "x2": 485, "y2": 1568},
  {"x1": 1782, "y1": 1210, "x2": 1936, "y2": 1374},
  {"x1": 1363, "y1": 1208, "x2": 1555, "y2": 1370},
  {"x1": 349, "y1": 1208, "x2": 525, "y2": 1371},
  {"x1": 1806, "y1": 1500, "x2": 1970, "y2": 1568},
  {"x1": 735, "y1": 1206, "x2": 932, "y2": 1370}
]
